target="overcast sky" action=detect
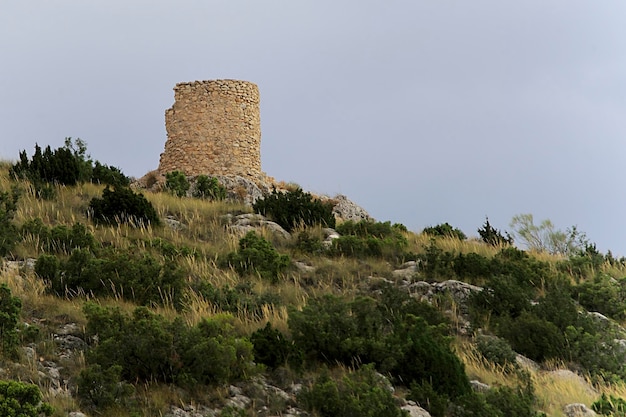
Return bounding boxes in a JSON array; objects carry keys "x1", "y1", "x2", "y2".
[{"x1": 2, "y1": 1, "x2": 625, "y2": 255}]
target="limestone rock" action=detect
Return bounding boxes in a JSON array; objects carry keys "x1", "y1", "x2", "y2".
[
  {"x1": 470, "y1": 380, "x2": 491, "y2": 393},
  {"x1": 224, "y1": 213, "x2": 290, "y2": 239},
  {"x1": 393, "y1": 260, "x2": 420, "y2": 281},
  {"x1": 401, "y1": 401, "x2": 432, "y2": 417},
  {"x1": 331, "y1": 194, "x2": 371, "y2": 223},
  {"x1": 563, "y1": 403, "x2": 597, "y2": 417}
]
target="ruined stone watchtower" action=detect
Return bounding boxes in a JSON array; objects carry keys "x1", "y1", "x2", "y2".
[{"x1": 158, "y1": 79, "x2": 262, "y2": 179}]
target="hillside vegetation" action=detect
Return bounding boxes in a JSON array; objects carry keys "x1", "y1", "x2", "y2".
[{"x1": 2, "y1": 141, "x2": 626, "y2": 417}]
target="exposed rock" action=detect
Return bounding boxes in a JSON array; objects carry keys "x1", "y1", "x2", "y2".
[
  {"x1": 470, "y1": 380, "x2": 491, "y2": 393},
  {"x1": 224, "y1": 213, "x2": 290, "y2": 239},
  {"x1": 393, "y1": 261, "x2": 420, "y2": 281},
  {"x1": 164, "y1": 216, "x2": 186, "y2": 231},
  {"x1": 401, "y1": 401, "x2": 432, "y2": 417},
  {"x1": 294, "y1": 261, "x2": 315, "y2": 273},
  {"x1": 215, "y1": 175, "x2": 271, "y2": 206},
  {"x1": 547, "y1": 369, "x2": 597, "y2": 397},
  {"x1": 322, "y1": 227, "x2": 340, "y2": 248},
  {"x1": 563, "y1": 403, "x2": 597, "y2": 417},
  {"x1": 68, "y1": 413, "x2": 88, "y2": 417},
  {"x1": 331, "y1": 194, "x2": 371, "y2": 223},
  {"x1": 432, "y1": 280, "x2": 483, "y2": 304},
  {"x1": 515, "y1": 354, "x2": 540, "y2": 371}
]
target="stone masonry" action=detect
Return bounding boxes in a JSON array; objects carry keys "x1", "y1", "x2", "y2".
[{"x1": 158, "y1": 79, "x2": 262, "y2": 179}]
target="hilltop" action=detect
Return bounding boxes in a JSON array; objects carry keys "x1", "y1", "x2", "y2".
[{"x1": 2, "y1": 142, "x2": 626, "y2": 417}]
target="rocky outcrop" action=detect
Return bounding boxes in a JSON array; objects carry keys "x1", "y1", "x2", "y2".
[
  {"x1": 223, "y1": 213, "x2": 290, "y2": 239},
  {"x1": 331, "y1": 194, "x2": 371, "y2": 223}
]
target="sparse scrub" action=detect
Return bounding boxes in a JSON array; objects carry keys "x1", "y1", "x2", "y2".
[
  {"x1": 89, "y1": 186, "x2": 161, "y2": 226},
  {"x1": 423, "y1": 222, "x2": 467, "y2": 240},
  {"x1": 226, "y1": 231, "x2": 290, "y2": 283}
]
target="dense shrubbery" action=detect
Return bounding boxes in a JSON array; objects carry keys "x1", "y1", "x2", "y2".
[
  {"x1": 21, "y1": 218, "x2": 97, "y2": 253},
  {"x1": 253, "y1": 187, "x2": 335, "y2": 232},
  {"x1": 251, "y1": 322, "x2": 301, "y2": 369},
  {"x1": 196, "y1": 281, "x2": 280, "y2": 317},
  {"x1": 35, "y1": 248, "x2": 185, "y2": 307},
  {"x1": 422, "y1": 222, "x2": 467, "y2": 240},
  {"x1": 573, "y1": 274, "x2": 626, "y2": 320},
  {"x1": 288, "y1": 290, "x2": 470, "y2": 403},
  {"x1": 332, "y1": 220, "x2": 408, "y2": 260},
  {"x1": 0, "y1": 187, "x2": 20, "y2": 257},
  {"x1": 89, "y1": 186, "x2": 160, "y2": 226},
  {"x1": 10, "y1": 138, "x2": 129, "y2": 190},
  {"x1": 82, "y1": 304, "x2": 255, "y2": 389},
  {"x1": 0, "y1": 380, "x2": 53, "y2": 417},
  {"x1": 297, "y1": 365, "x2": 406, "y2": 417},
  {"x1": 226, "y1": 232, "x2": 290, "y2": 282},
  {"x1": 0, "y1": 284, "x2": 22, "y2": 357}
]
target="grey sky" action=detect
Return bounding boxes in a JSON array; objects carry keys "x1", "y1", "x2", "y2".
[{"x1": 2, "y1": 1, "x2": 625, "y2": 255}]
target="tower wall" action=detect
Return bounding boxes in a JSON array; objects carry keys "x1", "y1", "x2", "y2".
[{"x1": 158, "y1": 79, "x2": 261, "y2": 179}]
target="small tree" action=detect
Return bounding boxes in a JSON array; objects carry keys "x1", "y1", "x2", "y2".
[
  {"x1": 226, "y1": 232, "x2": 290, "y2": 283},
  {"x1": 478, "y1": 217, "x2": 513, "y2": 246},
  {"x1": 509, "y1": 214, "x2": 586, "y2": 255}
]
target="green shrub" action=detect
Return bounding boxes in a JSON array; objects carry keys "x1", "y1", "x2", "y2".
[
  {"x1": 21, "y1": 218, "x2": 97, "y2": 253},
  {"x1": 193, "y1": 175, "x2": 226, "y2": 200},
  {"x1": 409, "y1": 381, "x2": 449, "y2": 417},
  {"x1": 251, "y1": 322, "x2": 301, "y2": 369},
  {"x1": 38, "y1": 249, "x2": 185, "y2": 308},
  {"x1": 478, "y1": 217, "x2": 513, "y2": 246},
  {"x1": 332, "y1": 220, "x2": 408, "y2": 260},
  {"x1": 420, "y1": 239, "x2": 456, "y2": 280},
  {"x1": 10, "y1": 143, "x2": 80, "y2": 186},
  {"x1": 0, "y1": 284, "x2": 22, "y2": 357},
  {"x1": 89, "y1": 186, "x2": 160, "y2": 226},
  {"x1": 196, "y1": 281, "x2": 280, "y2": 318},
  {"x1": 76, "y1": 364, "x2": 134, "y2": 409},
  {"x1": 226, "y1": 232, "x2": 290, "y2": 283},
  {"x1": 0, "y1": 380, "x2": 53, "y2": 416},
  {"x1": 496, "y1": 312, "x2": 565, "y2": 363},
  {"x1": 592, "y1": 393, "x2": 626, "y2": 416},
  {"x1": 0, "y1": 187, "x2": 20, "y2": 257},
  {"x1": 83, "y1": 304, "x2": 255, "y2": 386},
  {"x1": 165, "y1": 170, "x2": 190, "y2": 197},
  {"x1": 295, "y1": 230, "x2": 325, "y2": 254},
  {"x1": 573, "y1": 275, "x2": 626, "y2": 321},
  {"x1": 297, "y1": 365, "x2": 406, "y2": 417},
  {"x1": 423, "y1": 222, "x2": 467, "y2": 240},
  {"x1": 476, "y1": 335, "x2": 517, "y2": 369},
  {"x1": 92, "y1": 161, "x2": 130, "y2": 187},
  {"x1": 253, "y1": 187, "x2": 335, "y2": 232}
]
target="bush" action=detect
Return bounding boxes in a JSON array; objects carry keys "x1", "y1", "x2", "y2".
[
  {"x1": 76, "y1": 364, "x2": 134, "y2": 409},
  {"x1": 193, "y1": 175, "x2": 226, "y2": 200},
  {"x1": 0, "y1": 380, "x2": 53, "y2": 416},
  {"x1": 592, "y1": 393, "x2": 626, "y2": 416},
  {"x1": 0, "y1": 187, "x2": 20, "y2": 257},
  {"x1": 89, "y1": 186, "x2": 160, "y2": 226},
  {"x1": 195, "y1": 281, "x2": 281, "y2": 317},
  {"x1": 37, "y1": 248, "x2": 186, "y2": 308},
  {"x1": 297, "y1": 365, "x2": 406, "y2": 417},
  {"x1": 253, "y1": 187, "x2": 335, "y2": 232},
  {"x1": 21, "y1": 218, "x2": 97, "y2": 253},
  {"x1": 165, "y1": 171, "x2": 190, "y2": 197},
  {"x1": 478, "y1": 217, "x2": 513, "y2": 246},
  {"x1": 83, "y1": 304, "x2": 255, "y2": 386},
  {"x1": 476, "y1": 335, "x2": 518, "y2": 369},
  {"x1": 0, "y1": 284, "x2": 22, "y2": 357},
  {"x1": 423, "y1": 222, "x2": 467, "y2": 240},
  {"x1": 496, "y1": 312, "x2": 565, "y2": 363},
  {"x1": 332, "y1": 220, "x2": 408, "y2": 260},
  {"x1": 573, "y1": 275, "x2": 626, "y2": 321},
  {"x1": 251, "y1": 322, "x2": 300, "y2": 369},
  {"x1": 226, "y1": 232, "x2": 290, "y2": 283},
  {"x1": 10, "y1": 139, "x2": 129, "y2": 188}
]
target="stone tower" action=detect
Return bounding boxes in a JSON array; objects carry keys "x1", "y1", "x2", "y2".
[{"x1": 158, "y1": 79, "x2": 262, "y2": 179}]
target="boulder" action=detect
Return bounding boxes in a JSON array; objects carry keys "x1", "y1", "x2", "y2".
[
  {"x1": 331, "y1": 194, "x2": 371, "y2": 223},
  {"x1": 563, "y1": 403, "x2": 597, "y2": 417},
  {"x1": 401, "y1": 401, "x2": 432, "y2": 417}
]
